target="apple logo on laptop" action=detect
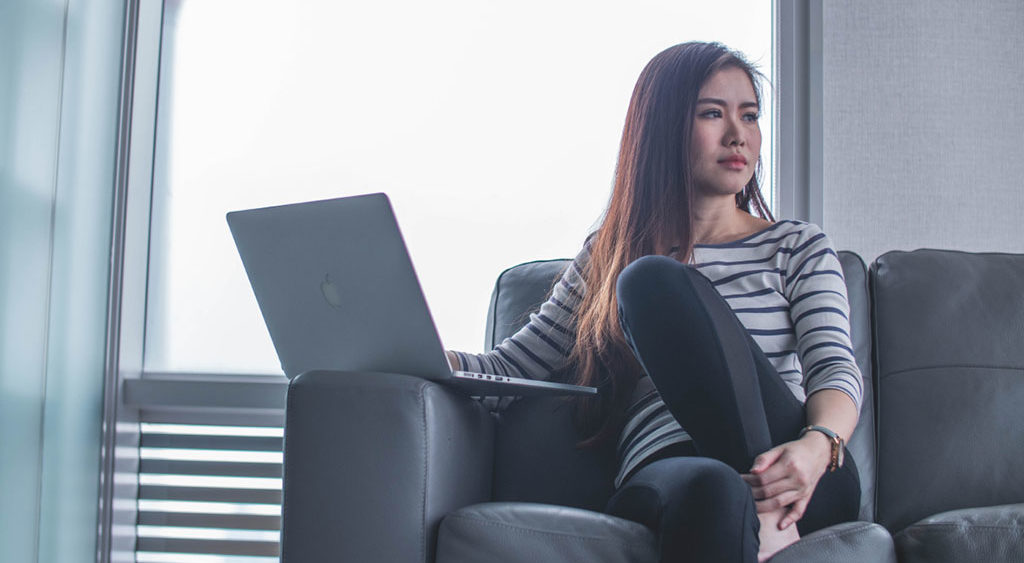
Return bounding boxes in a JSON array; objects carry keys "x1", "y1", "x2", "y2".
[{"x1": 320, "y1": 274, "x2": 343, "y2": 309}]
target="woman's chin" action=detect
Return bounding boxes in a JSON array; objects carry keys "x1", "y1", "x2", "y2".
[{"x1": 697, "y1": 184, "x2": 749, "y2": 199}]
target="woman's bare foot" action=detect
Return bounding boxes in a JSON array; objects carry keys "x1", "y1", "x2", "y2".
[{"x1": 756, "y1": 507, "x2": 800, "y2": 562}]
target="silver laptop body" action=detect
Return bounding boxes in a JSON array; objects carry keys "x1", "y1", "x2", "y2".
[{"x1": 226, "y1": 192, "x2": 597, "y2": 397}]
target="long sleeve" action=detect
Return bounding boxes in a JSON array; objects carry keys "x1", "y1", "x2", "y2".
[
  {"x1": 452, "y1": 241, "x2": 591, "y2": 379},
  {"x1": 783, "y1": 225, "x2": 864, "y2": 410}
]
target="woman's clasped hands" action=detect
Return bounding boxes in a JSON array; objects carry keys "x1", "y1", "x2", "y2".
[{"x1": 741, "y1": 431, "x2": 834, "y2": 530}]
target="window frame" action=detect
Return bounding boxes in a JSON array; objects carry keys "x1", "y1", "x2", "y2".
[{"x1": 99, "y1": 1, "x2": 821, "y2": 560}]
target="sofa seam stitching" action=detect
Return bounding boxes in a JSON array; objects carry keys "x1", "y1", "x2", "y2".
[
  {"x1": 882, "y1": 364, "x2": 1024, "y2": 379},
  {"x1": 420, "y1": 383, "x2": 429, "y2": 563},
  {"x1": 900, "y1": 523, "x2": 1024, "y2": 532},
  {"x1": 280, "y1": 381, "x2": 296, "y2": 563}
]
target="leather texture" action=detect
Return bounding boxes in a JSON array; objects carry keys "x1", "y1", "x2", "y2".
[
  {"x1": 281, "y1": 370, "x2": 495, "y2": 563},
  {"x1": 280, "y1": 249, "x2": 1024, "y2": 562},
  {"x1": 770, "y1": 521, "x2": 897, "y2": 563},
  {"x1": 872, "y1": 250, "x2": 1024, "y2": 531},
  {"x1": 436, "y1": 502, "x2": 658, "y2": 563},
  {"x1": 485, "y1": 259, "x2": 570, "y2": 350},
  {"x1": 894, "y1": 504, "x2": 1024, "y2": 563}
]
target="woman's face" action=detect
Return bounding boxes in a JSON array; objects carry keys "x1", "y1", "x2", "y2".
[{"x1": 688, "y1": 66, "x2": 761, "y2": 198}]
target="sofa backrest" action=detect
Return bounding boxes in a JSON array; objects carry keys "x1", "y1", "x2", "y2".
[
  {"x1": 840, "y1": 251, "x2": 877, "y2": 522},
  {"x1": 485, "y1": 251, "x2": 877, "y2": 518},
  {"x1": 871, "y1": 249, "x2": 1024, "y2": 531}
]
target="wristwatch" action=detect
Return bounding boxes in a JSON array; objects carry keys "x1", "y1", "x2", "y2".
[{"x1": 799, "y1": 425, "x2": 845, "y2": 472}]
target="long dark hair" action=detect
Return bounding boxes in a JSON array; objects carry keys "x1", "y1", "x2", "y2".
[{"x1": 569, "y1": 42, "x2": 773, "y2": 446}]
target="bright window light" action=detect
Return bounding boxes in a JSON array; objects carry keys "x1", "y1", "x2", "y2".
[
  {"x1": 138, "y1": 500, "x2": 281, "y2": 516},
  {"x1": 138, "y1": 474, "x2": 282, "y2": 490},
  {"x1": 145, "y1": 0, "x2": 772, "y2": 375},
  {"x1": 140, "y1": 423, "x2": 283, "y2": 438},
  {"x1": 136, "y1": 526, "x2": 279, "y2": 542},
  {"x1": 139, "y1": 448, "x2": 283, "y2": 464},
  {"x1": 136, "y1": 552, "x2": 277, "y2": 563}
]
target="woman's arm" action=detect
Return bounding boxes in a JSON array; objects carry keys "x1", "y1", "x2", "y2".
[
  {"x1": 446, "y1": 241, "x2": 591, "y2": 379},
  {"x1": 741, "y1": 224, "x2": 863, "y2": 529}
]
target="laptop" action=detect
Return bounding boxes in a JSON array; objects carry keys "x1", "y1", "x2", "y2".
[{"x1": 226, "y1": 192, "x2": 597, "y2": 397}]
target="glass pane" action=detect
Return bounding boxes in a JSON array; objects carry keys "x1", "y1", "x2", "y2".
[
  {"x1": 145, "y1": 0, "x2": 772, "y2": 374},
  {"x1": 1, "y1": 1, "x2": 123, "y2": 561}
]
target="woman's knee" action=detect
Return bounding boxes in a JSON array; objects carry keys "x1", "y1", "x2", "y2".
[
  {"x1": 616, "y1": 256, "x2": 697, "y2": 324},
  {"x1": 609, "y1": 456, "x2": 759, "y2": 562},
  {"x1": 672, "y1": 458, "x2": 749, "y2": 503},
  {"x1": 628, "y1": 456, "x2": 751, "y2": 508}
]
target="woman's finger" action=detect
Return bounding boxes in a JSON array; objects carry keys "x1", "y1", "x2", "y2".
[
  {"x1": 748, "y1": 478, "x2": 796, "y2": 501},
  {"x1": 748, "y1": 453, "x2": 795, "y2": 487},
  {"x1": 749, "y1": 446, "x2": 785, "y2": 474},
  {"x1": 754, "y1": 489, "x2": 803, "y2": 513},
  {"x1": 779, "y1": 496, "x2": 812, "y2": 529}
]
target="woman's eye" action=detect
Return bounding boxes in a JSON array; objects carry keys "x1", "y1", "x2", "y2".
[
  {"x1": 743, "y1": 112, "x2": 760, "y2": 122},
  {"x1": 700, "y1": 109, "x2": 722, "y2": 118}
]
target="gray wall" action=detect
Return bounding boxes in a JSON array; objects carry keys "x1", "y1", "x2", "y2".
[{"x1": 822, "y1": 0, "x2": 1024, "y2": 263}]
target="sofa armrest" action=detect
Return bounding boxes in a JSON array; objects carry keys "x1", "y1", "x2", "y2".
[
  {"x1": 281, "y1": 370, "x2": 496, "y2": 563},
  {"x1": 436, "y1": 502, "x2": 657, "y2": 563},
  {"x1": 894, "y1": 503, "x2": 1024, "y2": 563},
  {"x1": 770, "y1": 521, "x2": 896, "y2": 563}
]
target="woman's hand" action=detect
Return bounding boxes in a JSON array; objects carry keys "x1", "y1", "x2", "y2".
[
  {"x1": 445, "y1": 350, "x2": 460, "y2": 371},
  {"x1": 744, "y1": 389, "x2": 860, "y2": 529},
  {"x1": 740, "y1": 431, "x2": 832, "y2": 530}
]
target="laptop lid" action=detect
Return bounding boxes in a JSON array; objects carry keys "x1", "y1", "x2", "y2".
[{"x1": 227, "y1": 193, "x2": 452, "y2": 379}]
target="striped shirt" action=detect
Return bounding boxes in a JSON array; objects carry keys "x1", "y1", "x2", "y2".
[{"x1": 453, "y1": 220, "x2": 863, "y2": 488}]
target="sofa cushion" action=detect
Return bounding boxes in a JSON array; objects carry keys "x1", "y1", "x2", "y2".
[
  {"x1": 872, "y1": 250, "x2": 1024, "y2": 531},
  {"x1": 893, "y1": 504, "x2": 1024, "y2": 563},
  {"x1": 770, "y1": 521, "x2": 896, "y2": 563},
  {"x1": 436, "y1": 502, "x2": 657, "y2": 563}
]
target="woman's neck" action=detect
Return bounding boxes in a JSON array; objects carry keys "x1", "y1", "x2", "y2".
[{"x1": 691, "y1": 195, "x2": 769, "y2": 246}]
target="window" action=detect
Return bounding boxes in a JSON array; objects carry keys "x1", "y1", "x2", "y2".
[
  {"x1": 124, "y1": 1, "x2": 773, "y2": 560},
  {"x1": 145, "y1": 0, "x2": 773, "y2": 374}
]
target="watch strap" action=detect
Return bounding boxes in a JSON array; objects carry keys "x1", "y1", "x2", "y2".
[{"x1": 799, "y1": 424, "x2": 844, "y2": 472}]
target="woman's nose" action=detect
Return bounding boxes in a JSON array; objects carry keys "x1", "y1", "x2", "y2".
[{"x1": 720, "y1": 115, "x2": 743, "y2": 146}]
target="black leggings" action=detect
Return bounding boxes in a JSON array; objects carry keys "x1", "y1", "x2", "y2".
[{"x1": 605, "y1": 255, "x2": 860, "y2": 563}]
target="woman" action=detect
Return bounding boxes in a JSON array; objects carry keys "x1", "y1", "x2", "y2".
[{"x1": 447, "y1": 41, "x2": 861, "y2": 562}]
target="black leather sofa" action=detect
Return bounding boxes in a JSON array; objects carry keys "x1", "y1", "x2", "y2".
[{"x1": 281, "y1": 249, "x2": 1024, "y2": 562}]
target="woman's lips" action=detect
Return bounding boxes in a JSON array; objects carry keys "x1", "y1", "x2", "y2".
[{"x1": 718, "y1": 155, "x2": 747, "y2": 170}]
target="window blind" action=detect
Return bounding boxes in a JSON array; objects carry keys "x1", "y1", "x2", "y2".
[{"x1": 135, "y1": 421, "x2": 283, "y2": 563}]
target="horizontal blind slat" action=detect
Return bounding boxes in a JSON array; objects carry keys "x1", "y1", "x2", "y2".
[
  {"x1": 140, "y1": 460, "x2": 282, "y2": 478},
  {"x1": 139, "y1": 409, "x2": 285, "y2": 427},
  {"x1": 136, "y1": 553, "x2": 278, "y2": 563},
  {"x1": 141, "y1": 434, "x2": 282, "y2": 451},
  {"x1": 138, "y1": 511, "x2": 280, "y2": 531},
  {"x1": 139, "y1": 486, "x2": 282, "y2": 504},
  {"x1": 135, "y1": 538, "x2": 278, "y2": 557}
]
